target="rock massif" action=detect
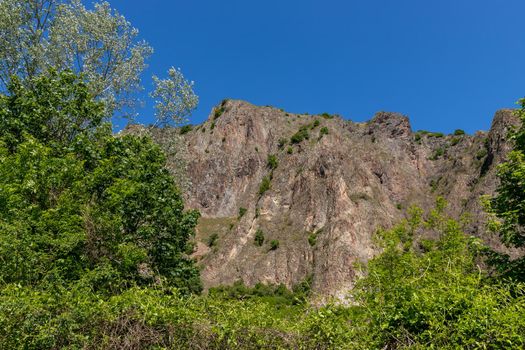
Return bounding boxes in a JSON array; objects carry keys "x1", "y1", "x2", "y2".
[{"x1": 142, "y1": 100, "x2": 519, "y2": 299}]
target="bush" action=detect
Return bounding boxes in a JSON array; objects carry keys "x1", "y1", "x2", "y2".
[
  {"x1": 430, "y1": 147, "x2": 445, "y2": 160},
  {"x1": 207, "y1": 233, "x2": 219, "y2": 247},
  {"x1": 270, "y1": 240, "x2": 280, "y2": 250},
  {"x1": 259, "y1": 176, "x2": 271, "y2": 196},
  {"x1": 278, "y1": 138, "x2": 287, "y2": 149},
  {"x1": 238, "y1": 207, "x2": 247, "y2": 218},
  {"x1": 180, "y1": 124, "x2": 193, "y2": 134},
  {"x1": 319, "y1": 127, "x2": 329, "y2": 140},
  {"x1": 476, "y1": 148, "x2": 488, "y2": 160},
  {"x1": 267, "y1": 154, "x2": 278, "y2": 170},
  {"x1": 308, "y1": 233, "x2": 317, "y2": 247},
  {"x1": 214, "y1": 106, "x2": 225, "y2": 119},
  {"x1": 287, "y1": 147, "x2": 293, "y2": 154},
  {"x1": 454, "y1": 129, "x2": 466, "y2": 135},
  {"x1": 321, "y1": 113, "x2": 334, "y2": 119},
  {"x1": 312, "y1": 120, "x2": 320, "y2": 128},
  {"x1": 254, "y1": 229, "x2": 265, "y2": 246},
  {"x1": 290, "y1": 126, "x2": 309, "y2": 144},
  {"x1": 350, "y1": 200, "x2": 525, "y2": 349}
]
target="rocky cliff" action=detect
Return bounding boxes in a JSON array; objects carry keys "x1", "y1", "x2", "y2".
[{"x1": 134, "y1": 100, "x2": 519, "y2": 299}]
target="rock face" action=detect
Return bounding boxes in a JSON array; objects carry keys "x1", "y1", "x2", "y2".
[{"x1": 142, "y1": 100, "x2": 519, "y2": 299}]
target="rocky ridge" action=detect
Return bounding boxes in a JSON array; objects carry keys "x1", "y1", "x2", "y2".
[{"x1": 139, "y1": 100, "x2": 519, "y2": 299}]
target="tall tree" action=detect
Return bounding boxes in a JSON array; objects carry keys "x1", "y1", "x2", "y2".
[{"x1": 0, "y1": 0, "x2": 153, "y2": 115}]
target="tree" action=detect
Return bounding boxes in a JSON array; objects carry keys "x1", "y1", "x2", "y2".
[
  {"x1": 0, "y1": 70, "x2": 202, "y2": 294},
  {"x1": 151, "y1": 67, "x2": 198, "y2": 127},
  {"x1": 0, "y1": 69, "x2": 104, "y2": 150},
  {"x1": 351, "y1": 200, "x2": 525, "y2": 348},
  {"x1": 487, "y1": 98, "x2": 525, "y2": 280},
  {"x1": 0, "y1": 0, "x2": 153, "y2": 115}
]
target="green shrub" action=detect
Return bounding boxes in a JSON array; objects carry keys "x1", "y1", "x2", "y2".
[
  {"x1": 207, "y1": 233, "x2": 219, "y2": 247},
  {"x1": 290, "y1": 126, "x2": 309, "y2": 144},
  {"x1": 454, "y1": 129, "x2": 466, "y2": 135},
  {"x1": 287, "y1": 147, "x2": 293, "y2": 154},
  {"x1": 238, "y1": 207, "x2": 247, "y2": 218},
  {"x1": 312, "y1": 120, "x2": 320, "y2": 128},
  {"x1": 321, "y1": 112, "x2": 334, "y2": 119},
  {"x1": 278, "y1": 138, "x2": 287, "y2": 149},
  {"x1": 318, "y1": 126, "x2": 329, "y2": 140},
  {"x1": 308, "y1": 233, "x2": 317, "y2": 247},
  {"x1": 414, "y1": 133, "x2": 421, "y2": 142},
  {"x1": 270, "y1": 240, "x2": 280, "y2": 250},
  {"x1": 476, "y1": 148, "x2": 488, "y2": 160},
  {"x1": 179, "y1": 124, "x2": 193, "y2": 134},
  {"x1": 259, "y1": 176, "x2": 271, "y2": 196},
  {"x1": 450, "y1": 136, "x2": 461, "y2": 146},
  {"x1": 350, "y1": 199, "x2": 525, "y2": 349},
  {"x1": 214, "y1": 106, "x2": 225, "y2": 119},
  {"x1": 267, "y1": 154, "x2": 278, "y2": 170},
  {"x1": 430, "y1": 147, "x2": 445, "y2": 160},
  {"x1": 254, "y1": 229, "x2": 265, "y2": 246}
]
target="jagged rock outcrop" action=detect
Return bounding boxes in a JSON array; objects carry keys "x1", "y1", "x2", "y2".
[{"x1": 139, "y1": 100, "x2": 520, "y2": 299}]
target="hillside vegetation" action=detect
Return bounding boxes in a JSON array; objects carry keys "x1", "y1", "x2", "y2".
[{"x1": 0, "y1": 1, "x2": 524, "y2": 348}]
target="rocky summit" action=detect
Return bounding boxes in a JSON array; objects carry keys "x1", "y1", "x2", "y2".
[{"x1": 134, "y1": 100, "x2": 519, "y2": 300}]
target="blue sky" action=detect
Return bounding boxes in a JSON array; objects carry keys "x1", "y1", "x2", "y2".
[{"x1": 109, "y1": 0, "x2": 525, "y2": 133}]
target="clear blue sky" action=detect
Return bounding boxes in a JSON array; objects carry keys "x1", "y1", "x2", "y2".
[{"x1": 109, "y1": 0, "x2": 525, "y2": 133}]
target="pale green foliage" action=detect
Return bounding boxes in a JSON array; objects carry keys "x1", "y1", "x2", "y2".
[
  {"x1": 0, "y1": 0, "x2": 153, "y2": 114},
  {"x1": 151, "y1": 67, "x2": 199, "y2": 126},
  {"x1": 350, "y1": 200, "x2": 525, "y2": 348}
]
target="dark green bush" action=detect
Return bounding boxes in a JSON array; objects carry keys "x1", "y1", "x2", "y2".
[
  {"x1": 254, "y1": 229, "x2": 265, "y2": 246},
  {"x1": 207, "y1": 233, "x2": 219, "y2": 247},
  {"x1": 318, "y1": 126, "x2": 329, "y2": 140},
  {"x1": 454, "y1": 129, "x2": 466, "y2": 135},
  {"x1": 180, "y1": 124, "x2": 193, "y2": 134},
  {"x1": 270, "y1": 240, "x2": 280, "y2": 250},
  {"x1": 290, "y1": 126, "x2": 309, "y2": 144},
  {"x1": 238, "y1": 207, "x2": 247, "y2": 218}
]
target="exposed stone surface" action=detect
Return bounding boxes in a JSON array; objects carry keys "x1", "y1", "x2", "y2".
[{"x1": 137, "y1": 100, "x2": 520, "y2": 299}]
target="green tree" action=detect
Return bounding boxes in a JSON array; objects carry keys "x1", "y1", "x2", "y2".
[
  {"x1": 0, "y1": 70, "x2": 201, "y2": 294},
  {"x1": 351, "y1": 199, "x2": 525, "y2": 348},
  {"x1": 487, "y1": 98, "x2": 525, "y2": 280}
]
